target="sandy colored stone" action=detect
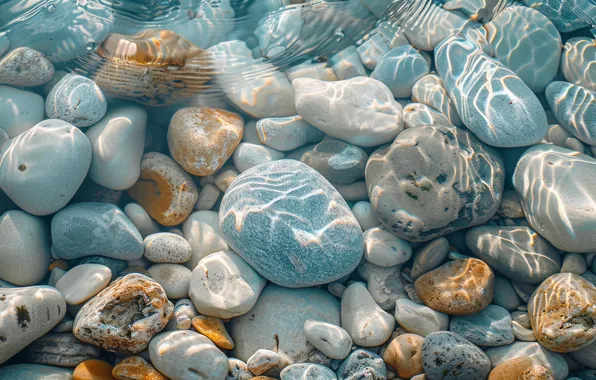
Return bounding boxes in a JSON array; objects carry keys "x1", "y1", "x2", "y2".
[
  {"x1": 191, "y1": 315, "x2": 234, "y2": 350},
  {"x1": 168, "y1": 107, "x2": 243, "y2": 176},
  {"x1": 383, "y1": 333, "x2": 424, "y2": 379},
  {"x1": 128, "y1": 152, "x2": 198, "y2": 226},
  {"x1": 519, "y1": 365, "x2": 555, "y2": 380},
  {"x1": 112, "y1": 356, "x2": 167, "y2": 380},
  {"x1": 73, "y1": 359, "x2": 115, "y2": 380},
  {"x1": 528, "y1": 273, "x2": 596, "y2": 353},
  {"x1": 49, "y1": 260, "x2": 68, "y2": 271},
  {"x1": 415, "y1": 258, "x2": 495, "y2": 315},
  {"x1": 489, "y1": 357, "x2": 544, "y2": 380}
]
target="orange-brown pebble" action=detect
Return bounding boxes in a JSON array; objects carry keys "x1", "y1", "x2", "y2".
[
  {"x1": 49, "y1": 260, "x2": 68, "y2": 271},
  {"x1": 191, "y1": 315, "x2": 234, "y2": 349},
  {"x1": 73, "y1": 359, "x2": 115, "y2": 380},
  {"x1": 488, "y1": 357, "x2": 540, "y2": 380},
  {"x1": 414, "y1": 258, "x2": 495, "y2": 315},
  {"x1": 518, "y1": 365, "x2": 555, "y2": 380},
  {"x1": 127, "y1": 152, "x2": 198, "y2": 226},
  {"x1": 383, "y1": 333, "x2": 424, "y2": 379},
  {"x1": 112, "y1": 356, "x2": 168, "y2": 380},
  {"x1": 168, "y1": 107, "x2": 244, "y2": 176}
]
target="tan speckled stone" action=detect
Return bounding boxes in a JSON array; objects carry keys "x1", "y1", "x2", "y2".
[
  {"x1": 112, "y1": 356, "x2": 167, "y2": 380},
  {"x1": 191, "y1": 315, "x2": 234, "y2": 350},
  {"x1": 383, "y1": 333, "x2": 424, "y2": 379},
  {"x1": 415, "y1": 258, "x2": 495, "y2": 315},
  {"x1": 488, "y1": 357, "x2": 540, "y2": 380},
  {"x1": 518, "y1": 365, "x2": 554, "y2": 380},
  {"x1": 528, "y1": 273, "x2": 596, "y2": 353}
]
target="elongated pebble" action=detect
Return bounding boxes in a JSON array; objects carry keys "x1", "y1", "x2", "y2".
[
  {"x1": 561, "y1": 37, "x2": 596, "y2": 92},
  {"x1": 55, "y1": 264, "x2": 112, "y2": 305},
  {"x1": 546, "y1": 81, "x2": 596, "y2": 145}
]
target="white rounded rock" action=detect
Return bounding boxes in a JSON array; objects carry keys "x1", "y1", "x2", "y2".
[
  {"x1": 0, "y1": 86, "x2": 44, "y2": 138},
  {"x1": 395, "y1": 298, "x2": 450, "y2": 337},
  {"x1": 561, "y1": 37, "x2": 596, "y2": 93},
  {"x1": 304, "y1": 319, "x2": 352, "y2": 360},
  {"x1": 403, "y1": 103, "x2": 454, "y2": 129},
  {"x1": 195, "y1": 183, "x2": 221, "y2": 211},
  {"x1": 143, "y1": 232, "x2": 192, "y2": 264},
  {"x1": 363, "y1": 226, "x2": 412, "y2": 267},
  {"x1": 124, "y1": 203, "x2": 160, "y2": 238},
  {"x1": 55, "y1": 264, "x2": 112, "y2": 305},
  {"x1": 411, "y1": 74, "x2": 462, "y2": 127},
  {"x1": 351, "y1": 201, "x2": 380, "y2": 231},
  {"x1": 233, "y1": 142, "x2": 285, "y2": 173},
  {"x1": 247, "y1": 349, "x2": 280, "y2": 376},
  {"x1": 147, "y1": 264, "x2": 192, "y2": 300},
  {"x1": 182, "y1": 211, "x2": 229, "y2": 270}
]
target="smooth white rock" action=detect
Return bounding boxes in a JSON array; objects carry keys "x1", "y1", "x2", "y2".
[
  {"x1": 403, "y1": 102, "x2": 454, "y2": 129},
  {"x1": 124, "y1": 203, "x2": 160, "y2": 239},
  {"x1": 363, "y1": 226, "x2": 412, "y2": 267},
  {"x1": 411, "y1": 74, "x2": 462, "y2": 126},
  {"x1": 147, "y1": 264, "x2": 192, "y2": 300},
  {"x1": 403, "y1": 5, "x2": 468, "y2": 51},
  {"x1": 304, "y1": 319, "x2": 352, "y2": 360},
  {"x1": 182, "y1": 211, "x2": 229, "y2": 270},
  {"x1": 232, "y1": 142, "x2": 285, "y2": 173},
  {"x1": 395, "y1": 298, "x2": 450, "y2": 337},
  {"x1": 352, "y1": 201, "x2": 380, "y2": 231},
  {"x1": 0, "y1": 86, "x2": 44, "y2": 138},
  {"x1": 247, "y1": 349, "x2": 280, "y2": 376},
  {"x1": 55, "y1": 264, "x2": 112, "y2": 305},
  {"x1": 256, "y1": 115, "x2": 324, "y2": 152},
  {"x1": 143, "y1": 232, "x2": 192, "y2": 264},
  {"x1": 195, "y1": 183, "x2": 221, "y2": 211}
]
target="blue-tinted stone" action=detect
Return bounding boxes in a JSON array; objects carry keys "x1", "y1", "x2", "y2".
[
  {"x1": 357, "y1": 33, "x2": 391, "y2": 70},
  {"x1": 449, "y1": 305, "x2": 514, "y2": 347},
  {"x1": 561, "y1": 37, "x2": 596, "y2": 93},
  {"x1": 546, "y1": 81, "x2": 596, "y2": 146},
  {"x1": 77, "y1": 256, "x2": 127, "y2": 276},
  {"x1": 329, "y1": 46, "x2": 367, "y2": 80},
  {"x1": 0, "y1": 364, "x2": 72, "y2": 380},
  {"x1": 281, "y1": 363, "x2": 337, "y2": 380},
  {"x1": 371, "y1": 45, "x2": 430, "y2": 98},
  {"x1": 411, "y1": 74, "x2": 462, "y2": 126},
  {"x1": 336, "y1": 349, "x2": 385, "y2": 380},
  {"x1": 520, "y1": 0, "x2": 595, "y2": 32}
]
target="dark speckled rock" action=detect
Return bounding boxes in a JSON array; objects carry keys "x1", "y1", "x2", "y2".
[
  {"x1": 219, "y1": 160, "x2": 364, "y2": 288},
  {"x1": 336, "y1": 349, "x2": 386, "y2": 380},
  {"x1": 281, "y1": 363, "x2": 337, "y2": 380},
  {"x1": 366, "y1": 125, "x2": 504, "y2": 242}
]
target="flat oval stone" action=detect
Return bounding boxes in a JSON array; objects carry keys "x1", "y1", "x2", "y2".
[
  {"x1": 363, "y1": 226, "x2": 412, "y2": 267},
  {"x1": 0, "y1": 364, "x2": 72, "y2": 380},
  {"x1": 449, "y1": 305, "x2": 514, "y2": 347},
  {"x1": 465, "y1": 225, "x2": 561, "y2": 284},
  {"x1": 293, "y1": 77, "x2": 403, "y2": 147},
  {"x1": 168, "y1": 107, "x2": 243, "y2": 176},
  {"x1": 546, "y1": 81, "x2": 596, "y2": 145},
  {"x1": 304, "y1": 320, "x2": 352, "y2": 360},
  {"x1": 55, "y1": 264, "x2": 112, "y2": 305},
  {"x1": 366, "y1": 125, "x2": 504, "y2": 242},
  {"x1": 415, "y1": 258, "x2": 495, "y2": 315},
  {"x1": 561, "y1": 37, "x2": 596, "y2": 93},
  {"x1": 73, "y1": 359, "x2": 113, "y2": 380},
  {"x1": 281, "y1": 363, "x2": 337, "y2": 380},
  {"x1": 147, "y1": 264, "x2": 191, "y2": 299},
  {"x1": 383, "y1": 333, "x2": 425, "y2": 379},
  {"x1": 435, "y1": 36, "x2": 547, "y2": 147},
  {"x1": 513, "y1": 144, "x2": 596, "y2": 252},
  {"x1": 256, "y1": 115, "x2": 324, "y2": 152},
  {"x1": 0, "y1": 47, "x2": 54, "y2": 87},
  {"x1": 357, "y1": 261, "x2": 406, "y2": 310},
  {"x1": 51, "y1": 202, "x2": 144, "y2": 261},
  {"x1": 411, "y1": 74, "x2": 462, "y2": 126},
  {"x1": 143, "y1": 232, "x2": 192, "y2": 264},
  {"x1": 336, "y1": 349, "x2": 386, "y2": 380},
  {"x1": 394, "y1": 298, "x2": 450, "y2": 337},
  {"x1": 528, "y1": 273, "x2": 596, "y2": 353},
  {"x1": 402, "y1": 102, "x2": 454, "y2": 129},
  {"x1": 128, "y1": 152, "x2": 198, "y2": 226},
  {"x1": 182, "y1": 210, "x2": 229, "y2": 269},
  {"x1": 219, "y1": 160, "x2": 363, "y2": 288},
  {"x1": 485, "y1": 342, "x2": 568, "y2": 380},
  {"x1": 0, "y1": 119, "x2": 92, "y2": 216},
  {"x1": 0, "y1": 85, "x2": 44, "y2": 138},
  {"x1": 26, "y1": 333, "x2": 100, "y2": 368},
  {"x1": 232, "y1": 142, "x2": 285, "y2": 173},
  {"x1": 371, "y1": 45, "x2": 430, "y2": 98},
  {"x1": 298, "y1": 138, "x2": 367, "y2": 185},
  {"x1": 112, "y1": 356, "x2": 167, "y2": 380},
  {"x1": 410, "y1": 237, "x2": 450, "y2": 280},
  {"x1": 402, "y1": 5, "x2": 467, "y2": 51}
]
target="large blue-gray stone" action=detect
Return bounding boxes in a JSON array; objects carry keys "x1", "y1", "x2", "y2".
[
  {"x1": 336, "y1": 349, "x2": 386, "y2": 380},
  {"x1": 371, "y1": 44, "x2": 430, "y2": 98},
  {"x1": 520, "y1": 0, "x2": 595, "y2": 32},
  {"x1": 449, "y1": 305, "x2": 514, "y2": 347},
  {"x1": 546, "y1": 81, "x2": 596, "y2": 146},
  {"x1": 219, "y1": 160, "x2": 363, "y2": 287},
  {"x1": 51, "y1": 202, "x2": 143, "y2": 260}
]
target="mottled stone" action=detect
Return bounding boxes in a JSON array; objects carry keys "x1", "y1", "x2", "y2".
[
  {"x1": 0, "y1": 85, "x2": 44, "y2": 138},
  {"x1": 55, "y1": 264, "x2": 112, "y2": 305},
  {"x1": 449, "y1": 305, "x2": 514, "y2": 346},
  {"x1": 546, "y1": 81, "x2": 596, "y2": 146},
  {"x1": 371, "y1": 45, "x2": 430, "y2": 98},
  {"x1": 411, "y1": 74, "x2": 462, "y2": 127},
  {"x1": 383, "y1": 333, "x2": 425, "y2": 379},
  {"x1": 519, "y1": 365, "x2": 555, "y2": 380},
  {"x1": 336, "y1": 349, "x2": 386, "y2": 380},
  {"x1": 143, "y1": 232, "x2": 192, "y2": 264},
  {"x1": 0, "y1": 47, "x2": 54, "y2": 87},
  {"x1": 356, "y1": 261, "x2": 406, "y2": 310},
  {"x1": 561, "y1": 37, "x2": 596, "y2": 93},
  {"x1": 403, "y1": 5, "x2": 467, "y2": 51},
  {"x1": 488, "y1": 357, "x2": 551, "y2": 380},
  {"x1": 0, "y1": 364, "x2": 72, "y2": 380},
  {"x1": 519, "y1": 0, "x2": 595, "y2": 32},
  {"x1": 73, "y1": 359, "x2": 114, "y2": 380},
  {"x1": 410, "y1": 238, "x2": 450, "y2": 280},
  {"x1": 394, "y1": 298, "x2": 450, "y2": 337},
  {"x1": 298, "y1": 138, "x2": 367, "y2": 185},
  {"x1": 112, "y1": 356, "x2": 167, "y2": 380},
  {"x1": 485, "y1": 342, "x2": 568, "y2": 380},
  {"x1": 26, "y1": 333, "x2": 100, "y2": 367},
  {"x1": 227, "y1": 358, "x2": 253, "y2": 380},
  {"x1": 281, "y1": 363, "x2": 337, "y2": 380},
  {"x1": 256, "y1": 115, "x2": 324, "y2": 152}
]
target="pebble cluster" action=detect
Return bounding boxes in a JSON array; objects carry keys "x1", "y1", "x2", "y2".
[{"x1": 0, "y1": 0, "x2": 595, "y2": 379}]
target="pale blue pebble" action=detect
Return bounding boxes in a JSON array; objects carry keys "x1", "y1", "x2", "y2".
[
  {"x1": 0, "y1": 85, "x2": 44, "y2": 138},
  {"x1": 546, "y1": 81, "x2": 596, "y2": 146},
  {"x1": 281, "y1": 363, "x2": 337, "y2": 380},
  {"x1": 0, "y1": 33, "x2": 8, "y2": 58},
  {"x1": 520, "y1": 0, "x2": 596, "y2": 32},
  {"x1": 449, "y1": 305, "x2": 515, "y2": 347},
  {"x1": 561, "y1": 37, "x2": 596, "y2": 93},
  {"x1": 442, "y1": 0, "x2": 500, "y2": 21},
  {"x1": 336, "y1": 349, "x2": 386, "y2": 380},
  {"x1": 254, "y1": 6, "x2": 303, "y2": 59},
  {"x1": 329, "y1": 46, "x2": 367, "y2": 80},
  {"x1": 359, "y1": 0, "x2": 394, "y2": 17},
  {"x1": 0, "y1": 364, "x2": 72, "y2": 380},
  {"x1": 403, "y1": 5, "x2": 468, "y2": 51},
  {"x1": 285, "y1": 60, "x2": 338, "y2": 82},
  {"x1": 256, "y1": 115, "x2": 324, "y2": 151},
  {"x1": 371, "y1": 45, "x2": 430, "y2": 98},
  {"x1": 411, "y1": 74, "x2": 462, "y2": 126},
  {"x1": 357, "y1": 33, "x2": 391, "y2": 70}
]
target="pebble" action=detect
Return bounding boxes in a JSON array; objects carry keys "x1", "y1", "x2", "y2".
[
  {"x1": 0, "y1": 47, "x2": 54, "y2": 87},
  {"x1": 0, "y1": 85, "x2": 44, "y2": 138},
  {"x1": 214, "y1": 166, "x2": 239, "y2": 192},
  {"x1": 411, "y1": 74, "x2": 462, "y2": 127},
  {"x1": 488, "y1": 357, "x2": 552, "y2": 380},
  {"x1": 497, "y1": 190, "x2": 525, "y2": 219},
  {"x1": 383, "y1": 333, "x2": 425, "y2": 379},
  {"x1": 435, "y1": 36, "x2": 548, "y2": 147},
  {"x1": 403, "y1": 102, "x2": 454, "y2": 129},
  {"x1": 520, "y1": 0, "x2": 594, "y2": 32},
  {"x1": 415, "y1": 258, "x2": 495, "y2": 315},
  {"x1": 168, "y1": 107, "x2": 244, "y2": 176},
  {"x1": 410, "y1": 238, "x2": 450, "y2": 281},
  {"x1": 220, "y1": 160, "x2": 363, "y2": 288},
  {"x1": 570, "y1": 340, "x2": 596, "y2": 370},
  {"x1": 546, "y1": 81, "x2": 596, "y2": 145},
  {"x1": 247, "y1": 349, "x2": 280, "y2": 375},
  {"x1": 0, "y1": 364, "x2": 72, "y2": 380},
  {"x1": 73, "y1": 359, "x2": 114, "y2": 380},
  {"x1": 0, "y1": 34, "x2": 8, "y2": 57},
  {"x1": 511, "y1": 311, "x2": 536, "y2": 342},
  {"x1": 191, "y1": 315, "x2": 235, "y2": 350},
  {"x1": 303, "y1": 320, "x2": 352, "y2": 360},
  {"x1": 371, "y1": 45, "x2": 430, "y2": 98},
  {"x1": 465, "y1": 225, "x2": 561, "y2": 283},
  {"x1": 26, "y1": 333, "x2": 101, "y2": 367},
  {"x1": 111, "y1": 356, "x2": 167, "y2": 380},
  {"x1": 196, "y1": 183, "x2": 221, "y2": 211},
  {"x1": 333, "y1": 181, "x2": 368, "y2": 202},
  {"x1": 528, "y1": 273, "x2": 596, "y2": 353},
  {"x1": 329, "y1": 46, "x2": 367, "y2": 80},
  {"x1": 181, "y1": 210, "x2": 229, "y2": 269},
  {"x1": 492, "y1": 275, "x2": 522, "y2": 311},
  {"x1": 280, "y1": 363, "x2": 337, "y2": 380},
  {"x1": 293, "y1": 77, "x2": 403, "y2": 147},
  {"x1": 73, "y1": 274, "x2": 174, "y2": 354},
  {"x1": 147, "y1": 264, "x2": 191, "y2": 299},
  {"x1": 403, "y1": 5, "x2": 467, "y2": 51},
  {"x1": 366, "y1": 125, "x2": 504, "y2": 242},
  {"x1": 127, "y1": 152, "x2": 198, "y2": 226},
  {"x1": 561, "y1": 37, "x2": 596, "y2": 92},
  {"x1": 0, "y1": 286, "x2": 66, "y2": 365},
  {"x1": 0, "y1": 119, "x2": 92, "y2": 216},
  {"x1": 351, "y1": 201, "x2": 380, "y2": 231},
  {"x1": 485, "y1": 342, "x2": 569, "y2": 380},
  {"x1": 363, "y1": 226, "x2": 412, "y2": 267},
  {"x1": 284, "y1": 60, "x2": 338, "y2": 83},
  {"x1": 513, "y1": 144, "x2": 596, "y2": 252},
  {"x1": 149, "y1": 330, "x2": 229, "y2": 380},
  {"x1": 422, "y1": 331, "x2": 491, "y2": 380},
  {"x1": 143, "y1": 232, "x2": 191, "y2": 264},
  {"x1": 55, "y1": 264, "x2": 112, "y2": 305},
  {"x1": 394, "y1": 298, "x2": 450, "y2": 337},
  {"x1": 336, "y1": 349, "x2": 386, "y2": 380},
  {"x1": 79, "y1": 256, "x2": 126, "y2": 277},
  {"x1": 298, "y1": 138, "x2": 367, "y2": 184},
  {"x1": 0, "y1": 210, "x2": 50, "y2": 286},
  {"x1": 256, "y1": 115, "x2": 324, "y2": 152},
  {"x1": 232, "y1": 142, "x2": 285, "y2": 173},
  {"x1": 357, "y1": 33, "x2": 391, "y2": 70},
  {"x1": 449, "y1": 305, "x2": 514, "y2": 347},
  {"x1": 86, "y1": 105, "x2": 147, "y2": 190},
  {"x1": 513, "y1": 281, "x2": 537, "y2": 303},
  {"x1": 49, "y1": 267, "x2": 67, "y2": 288},
  {"x1": 227, "y1": 358, "x2": 253, "y2": 380},
  {"x1": 169, "y1": 298, "x2": 197, "y2": 330},
  {"x1": 561, "y1": 253, "x2": 587, "y2": 275},
  {"x1": 357, "y1": 261, "x2": 406, "y2": 310},
  {"x1": 189, "y1": 250, "x2": 266, "y2": 318},
  {"x1": 51, "y1": 202, "x2": 144, "y2": 261}
]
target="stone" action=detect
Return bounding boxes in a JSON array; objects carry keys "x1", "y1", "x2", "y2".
[
  {"x1": 0, "y1": 34, "x2": 8, "y2": 57},
  {"x1": 415, "y1": 258, "x2": 495, "y2": 315},
  {"x1": 256, "y1": 115, "x2": 324, "y2": 152},
  {"x1": 383, "y1": 333, "x2": 424, "y2": 379},
  {"x1": 497, "y1": 190, "x2": 525, "y2": 219},
  {"x1": 489, "y1": 357, "x2": 552, "y2": 380},
  {"x1": 127, "y1": 152, "x2": 198, "y2": 226},
  {"x1": 182, "y1": 210, "x2": 229, "y2": 269},
  {"x1": 366, "y1": 125, "x2": 505, "y2": 242},
  {"x1": 73, "y1": 359, "x2": 114, "y2": 380},
  {"x1": 284, "y1": 60, "x2": 338, "y2": 83},
  {"x1": 191, "y1": 315, "x2": 234, "y2": 350},
  {"x1": 357, "y1": 261, "x2": 407, "y2": 310},
  {"x1": 124, "y1": 204, "x2": 160, "y2": 239},
  {"x1": 357, "y1": 33, "x2": 391, "y2": 70},
  {"x1": 147, "y1": 264, "x2": 191, "y2": 299},
  {"x1": 351, "y1": 201, "x2": 380, "y2": 231},
  {"x1": 363, "y1": 226, "x2": 412, "y2": 267},
  {"x1": 232, "y1": 142, "x2": 285, "y2": 173},
  {"x1": 0, "y1": 210, "x2": 50, "y2": 286},
  {"x1": 0, "y1": 47, "x2": 54, "y2": 87},
  {"x1": 55, "y1": 264, "x2": 112, "y2": 305},
  {"x1": 571, "y1": 340, "x2": 596, "y2": 370},
  {"x1": 411, "y1": 74, "x2": 462, "y2": 127},
  {"x1": 435, "y1": 36, "x2": 548, "y2": 147},
  {"x1": 196, "y1": 183, "x2": 221, "y2": 211},
  {"x1": 394, "y1": 298, "x2": 450, "y2": 337},
  {"x1": 513, "y1": 144, "x2": 596, "y2": 252},
  {"x1": 143, "y1": 232, "x2": 191, "y2": 264},
  {"x1": 169, "y1": 298, "x2": 197, "y2": 330},
  {"x1": 79, "y1": 256, "x2": 126, "y2": 277},
  {"x1": 86, "y1": 105, "x2": 146, "y2": 190},
  {"x1": 189, "y1": 250, "x2": 266, "y2": 318},
  {"x1": 227, "y1": 358, "x2": 253, "y2": 380},
  {"x1": 0, "y1": 286, "x2": 66, "y2": 365},
  {"x1": 403, "y1": 103, "x2": 454, "y2": 129},
  {"x1": 168, "y1": 107, "x2": 243, "y2": 176},
  {"x1": 528, "y1": 273, "x2": 596, "y2": 353},
  {"x1": 562, "y1": 253, "x2": 587, "y2": 275},
  {"x1": 228, "y1": 284, "x2": 340, "y2": 376},
  {"x1": 293, "y1": 77, "x2": 403, "y2": 147},
  {"x1": 402, "y1": 5, "x2": 467, "y2": 51},
  {"x1": 519, "y1": 365, "x2": 555, "y2": 380},
  {"x1": 333, "y1": 181, "x2": 368, "y2": 202},
  {"x1": 51, "y1": 203, "x2": 144, "y2": 261},
  {"x1": 304, "y1": 319, "x2": 352, "y2": 360},
  {"x1": 449, "y1": 305, "x2": 514, "y2": 347},
  {"x1": 336, "y1": 349, "x2": 386, "y2": 380},
  {"x1": 492, "y1": 275, "x2": 522, "y2": 311},
  {"x1": 46, "y1": 74, "x2": 107, "y2": 128},
  {"x1": 0, "y1": 119, "x2": 91, "y2": 216},
  {"x1": 0, "y1": 364, "x2": 72, "y2": 380},
  {"x1": 26, "y1": 333, "x2": 101, "y2": 367},
  {"x1": 422, "y1": 331, "x2": 491, "y2": 380},
  {"x1": 371, "y1": 45, "x2": 430, "y2": 98},
  {"x1": 513, "y1": 281, "x2": 537, "y2": 303},
  {"x1": 546, "y1": 81, "x2": 596, "y2": 146},
  {"x1": 485, "y1": 342, "x2": 569, "y2": 380},
  {"x1": 410, "y1": 238, "x2": 450, "y2": 280},
  {"x1": 247, "y1": 349, "x2": 280, "y2": 375},
  {"x1": 149, "y1": 330, "x2": 228, "y2": 380},
  {"x1": 214, "y1": 166, "x2": 239, "y2": 192},
  {"x1": 281, "y1": 363, "x2": 337, "y2": 380},
  {"x1": 329, "y1": 46, "x2": 367, "y2": 80},
  {"x1": 219, "y1": 160, "x2": 363, "y2": 288},
  {"x1": 0, "y1": 85, "x2": 44, "y2": 138},
  {"x1": 561, "y1": 37, "x2": 596, "y2": 93},
  {"x1": 465, "y1": 225, "x2": 561, "y2": 283},
  {"x1": 112, "y1": 356, "x2": 167, "y2": 380},
  {"x1": 73, "y1": 274, "x2": 174, "y2": 354}
]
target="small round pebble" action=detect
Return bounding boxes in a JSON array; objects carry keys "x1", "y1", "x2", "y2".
[
  {"x1": 449, "y1": 305, "x2": 514, "y2": 347},
  {"x1": 298, "y1": 138, "x2": 368, "y2": 184},
  {"x1": 351, "y1": 201, "x2": 380, "y2": 231},
  {"x1": 0, "y1": 47, "x2": 54, "y2": 87},
  {"x1": 410, "y1": 237, "x2": 450, "y2": 280},
  {"x1": 55, "y1": 264, "x2": 112, "y2": 305},
  {"x1": 247, "y1": 349, "x2": 280, "y2": 376},
  {"x1": 143, "y1": 232, "x2": 192, "y2": 264},
  {"x1": 561, "y1": 253, "x2": 587, "y2": 275},
  {"x1": 363, "y1": 226, "x2": 412, "y2": 267},
  {"x1": 304, "y1": 319, "x2": 352, "y2": 360},
  {"x1": 336, "y1": 349, "x2": 386, "y2": 380},
  {"x1": 73, "y1": 359, "x2": 114, "y2": 380},
  {"x1": 383, "y1": 333, "x2": 425, "y2": 379},
  {"x1": 394, "y1": 298, "x2": 450, "y2": 337},
  {"x1": 46, "y1": 74, "x2": 107, "y2": 127}
]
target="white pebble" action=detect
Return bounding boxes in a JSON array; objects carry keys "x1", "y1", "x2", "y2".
[
  {"x1": 55, "y1": 264, "x2": 112, "y2": 305},
  {"x1": 304, "y1": 319, "x2": 352, "y2": 360}
]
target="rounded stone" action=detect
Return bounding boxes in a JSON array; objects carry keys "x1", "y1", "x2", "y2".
[
  {"x1": 112, "y1": 356, "x2": 167, "y2": 380},
  {"x1": 182, "y1": 210, "x2": 229, "y2": 269},
  {"x1": 227, "y1": 358, "x2": 253, "y2": 380},
  {"x1": 363, "y1": 226, "x2": 412, "y2": 267},
  {"x1": 232, "y1": 142, "x2": 285, "y2": 173},
  {"x1": 219, "y1": 160, "x2": 364, "y2": 288},
  {"x1": 561, "y1": 252, "x2": 587, "y2": 275},
  {"x1": 485, "y1": 342, "x2": 568, "y2": 380},
  {"x1": 143, "y1": 232, "x2": 192, "y2": 264},
  {"x1": 561, "y1": 37, "x2": 596, "y2": 93},
  {"x1": 449, "y1": 305, "x2": 514, "y2": 347},
  {"x1": 570, "y1": 340, "x2": 596, "y2": 370},
  {"x1": 492, "y1": 275, "x2": 522, "y2": 311},
  {"x1": 0, "y1": 119, "x2": 92, "y2": 216},
  {"x1": 26, "y1": 332, "x2": 100, "y2": 367},
  {"x1": 0, "y1": 47, "x2": 54, "y2": 87},
  {"x1": 394, "y1": 298, "x2": 450, "y2": 337},
  {"x1": 0, "y1": 85, "x2": 44, "y2": 138},
  {"x1": 422, "y1": 331, "x2": 491, "y2": 380},
  {"x1": 191, "y1": 315, "x2": 235, "y2": 350},
  {"x1": 336, "y1": 349, "x2": 386, "y2": 380},
  {"x1": 256, "y1": 115, "x2": 324, "y2": 152},
  {"x1": 488, "y1": 357, "x2": 553, "y2": 380},
  {"x1": 357, "y1": 261, "x2": 406, "y2": 310},
  {"x1": 303, "y1": 319, "x2": 352, "y2": 360},
  {"x1": 127, "y1": 152, "x2": 198, "y2": 226},
  {"x1": 168, "y1": 107, "x2": 243, "y2": 176},
  {"x1": 371, "y1": 44, "x2": 430, "y2": 98},
  {"x1": 411, "y1": 74, "x2": 462, "y2": 127},
  {"x1": 403, "y1": 102, "x2": 454, "y2": 129},
  {"x1": 0, "y1": 364, "x2": 72, "y2": 380},
  {"x1": 280, "y1": 363, "x2": 337, "y2": 380},
  {"x1": 73, "y1": 359, "x2": 114, "y2": 380},
  {"x1": 247, "y1": 349, "x2": 280, "y2": 375},
  {"x1": 519, "y1": 365, "x2": 555, "y2": 380},
  {"x1": 383, "y1": 333, "x2": 425, "y2": 379},
  {"x1": 124, "y1": 203, "x2": 160, "y2": 239},
  {"x1": 351, "y1": 201, "x2": 380, "y2": 231},
  {"x1": 299, "y1": 138, "x2": 367, "y2": 185},
  {"x1": 415, "y1": 258, "x2": 495, "y2": 315},
  {"x1": 528, "y1": 273, "x2": 596, "y2": 353},
  {"x1": 55, "y1": 264, "x2": 112, "y2": 305},
  {"x1": 147, "y1": 264, "x2": 191, "y2": 299},
  {"x1": 410, "y1": 237, "x2": 450, "y2": 280},
  {"x1": 366, "y1": 125, "x2": 504, "y2": 242}
]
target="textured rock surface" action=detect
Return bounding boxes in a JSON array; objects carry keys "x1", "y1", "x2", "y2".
[
  {"x1": 0, "y1": 85, "x2": 44, "y2": 138},
  {"x1": 46, "y1": 74, "x2": 107, "y2": 127},
  {"x1": 0, "y1": 364, "x2": 72, "y2": 380},
  {"x1": 485, "y1": 342, "x2": 568, "y2": 380},
  {"x1": 0, "y1": 47, "x2": 54, "y2": 87},
  {"x1": 281, "y1": 363, "x2": 337, "y2": 380},
  {"x1": 336, "y1": 349, "x2": 386, "y2": 380},
  {"x1": 546, "y1": 81, "x2": 596, "y2": 146},
  {"x1": 371, "y1": 45, "x2": 430, "y2": 98},
  {"x1": 26, "y1": 333, "x2": 100, "y2": 367},
  {"x1": 383, "y1": 333, "x2": 425, "y2": 379},
  {"x1": 561, "y1": 37, "x2": 596, "y2": 92},
  {"x1": 143, "y1": 232, "x2": 192, "y2": 264},
  {"x1": 449, "y1": 305, "x2": 514, "y2": 347},
  {"x1": 303, "y1": 319, "x2": 352, "y2": 360}
]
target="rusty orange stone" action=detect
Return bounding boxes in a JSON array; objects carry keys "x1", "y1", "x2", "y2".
[
  {"x1": 383, "y1": 333, "x2": 424, "y2": 379},
  {"x1": 112, "y1": 356, "x2": 168, "y2": 380},
  {"x1": 48, "y1": 260, "x2": 68, "y2": 271},
  {"x1": 73, "y1": 359, "x2": 115, "y2": 380},
  {"x1": 191, "y1": 315, "x2": 234, "y2": 350},
  {"x1": 488, "y1": 357, "x2": 546, "y2": 380}
]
